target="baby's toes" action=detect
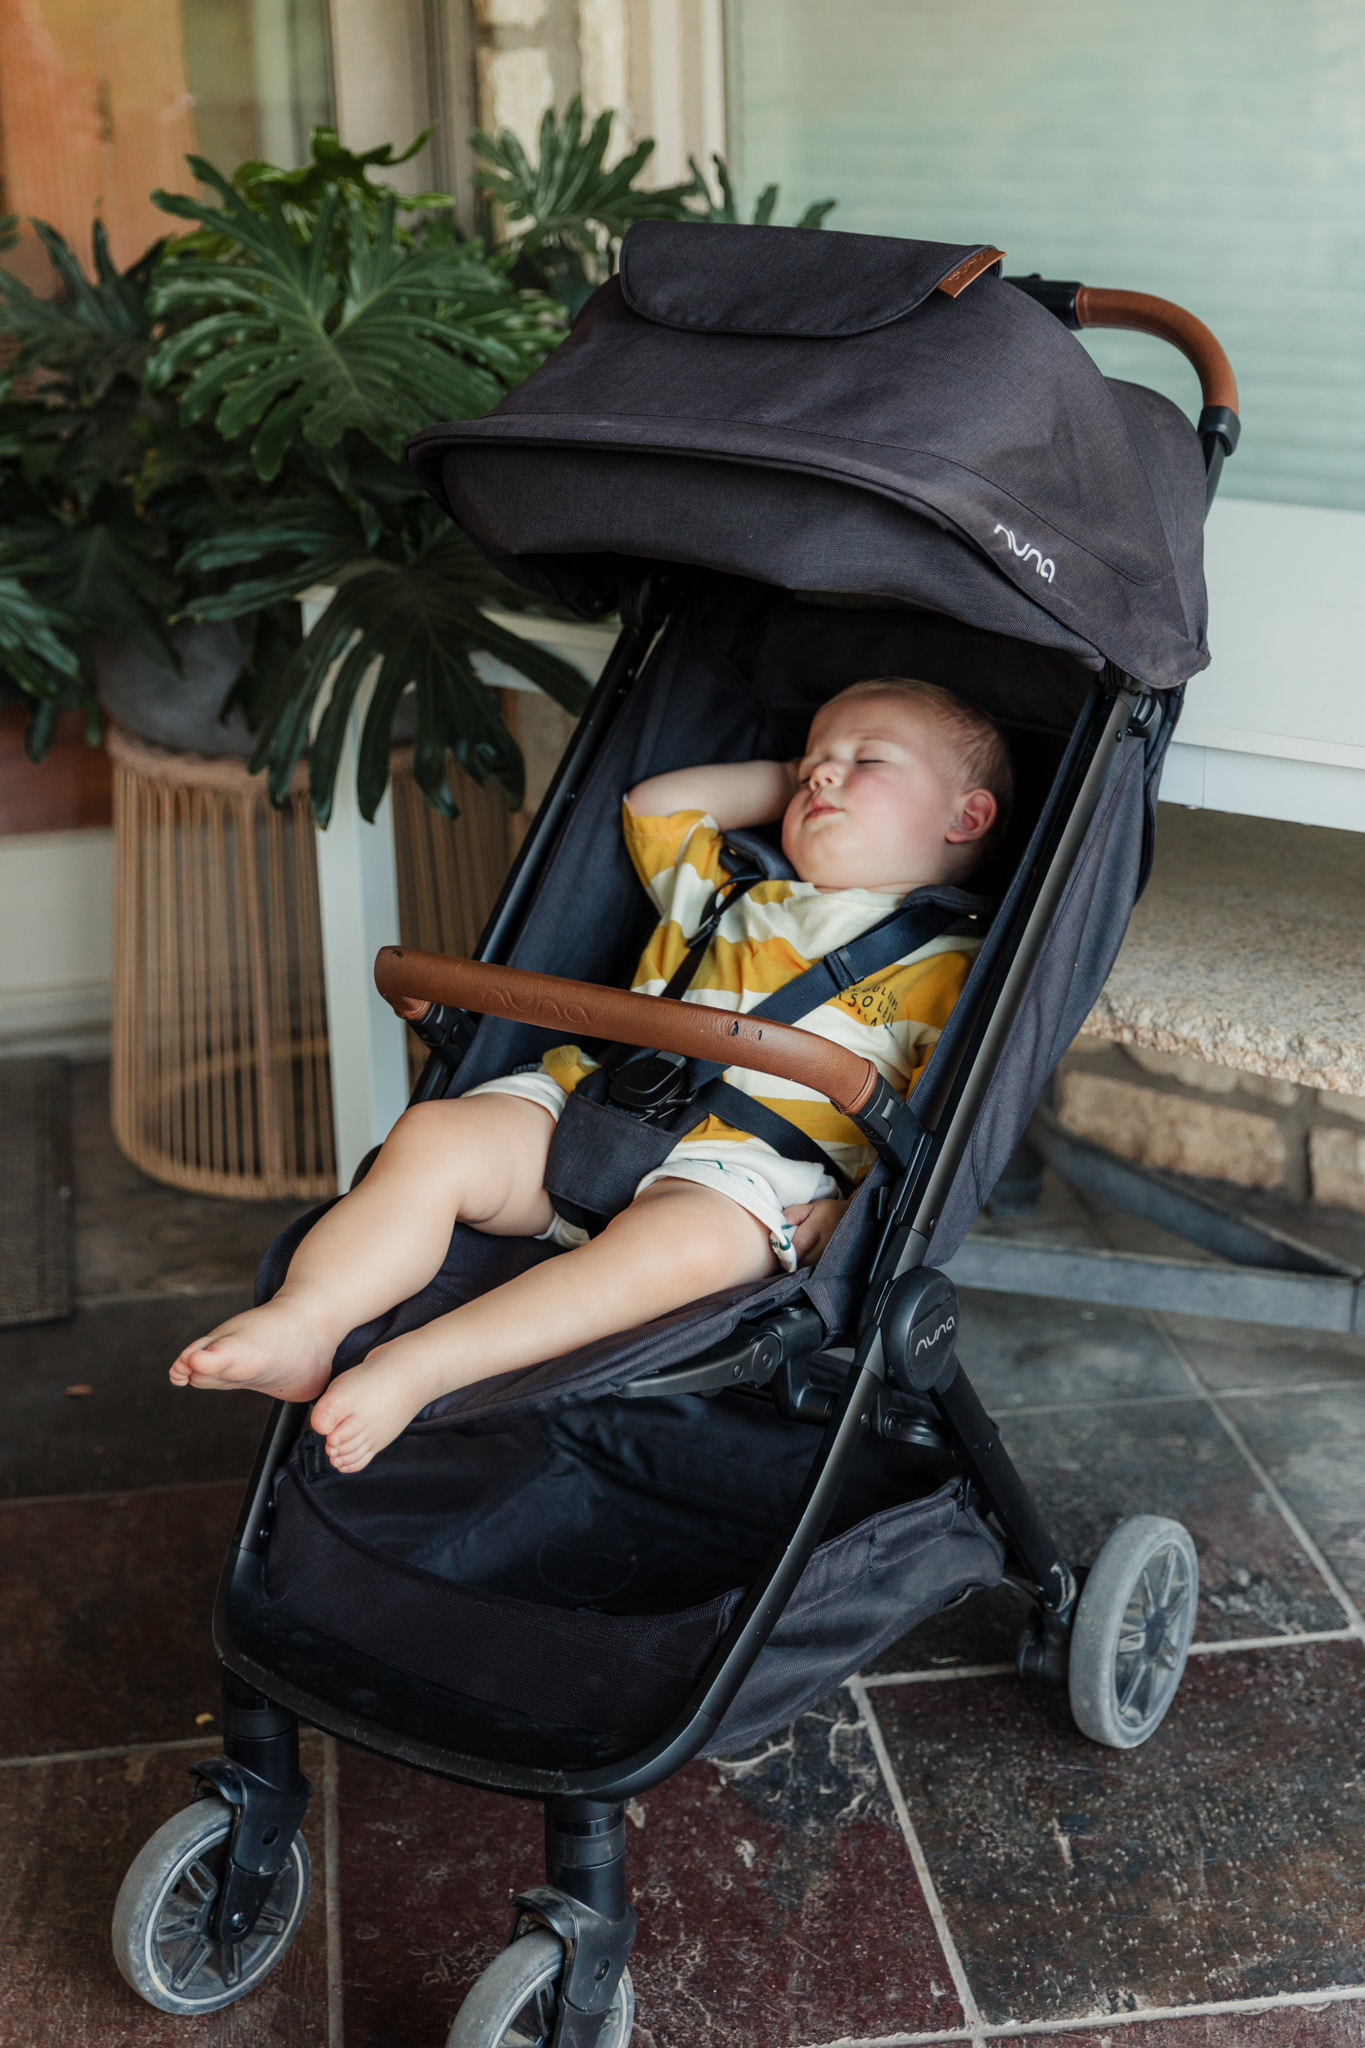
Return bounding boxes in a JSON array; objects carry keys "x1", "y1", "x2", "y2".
[
  {"x1": 325, "y1": 1430, "x2": 373, "y2": 1474},
  {"x1": 313, "y1": 1391, "x2": 359, "y2": 1445},
  {"x1": 320, "y1": 1415, "x2": 357, "y2": 1455},
  {"x1": 183, "y1": 1338, "x2": 236, "y2": 1377},
  {"x1": 310, "y1": 1391, "x2": 343, "y2": 1436}
]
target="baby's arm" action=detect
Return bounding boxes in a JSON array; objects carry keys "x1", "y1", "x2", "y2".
[{"x1": 626, "y1": 758, "x2": 797, "y2": 830}]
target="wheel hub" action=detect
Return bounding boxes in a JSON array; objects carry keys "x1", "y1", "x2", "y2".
[
  {"x1": 1115, "y1": 1540, "x2": 1192, "y2": 1727},
  {"x1": 1143, "y1": 1609, "x2": 1169, "y2": 1657},
  {"x1": 153, "y1": 1836, "x2": 298, "y2": 2002}
]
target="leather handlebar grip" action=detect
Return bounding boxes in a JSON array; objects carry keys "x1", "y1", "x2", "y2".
[
  {"x1": 1073, "y1": 286, "x2": 1240, "y2": 416},
  {"x1": 374, "y1": 946, "x2": 880, "y2": 1118}
]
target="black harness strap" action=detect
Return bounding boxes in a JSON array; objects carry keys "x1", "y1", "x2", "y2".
[
  {"x1": 678, "y1": 889, "x2": 981, "y2": 1097},
  {"x1": 546, "y1": 844, "x2": 986, "y2": 1230},
  {"x1": 661, "y1": 864, "x2": 766, "y2": 1000},
  {"x1": 686, "y1": 1077, "x2": 851, "y2": 1188},
  {"x1": 666, "y1": 890, "x2": 979, "y2": 1193},
  {"x1": 598, "y1": 855, "x2": 766, "y2": 1082}
]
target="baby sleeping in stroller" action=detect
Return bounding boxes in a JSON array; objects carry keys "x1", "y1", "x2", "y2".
[{"x1": 170, "y1": 675, "x2": 1012, "y2": 1473}]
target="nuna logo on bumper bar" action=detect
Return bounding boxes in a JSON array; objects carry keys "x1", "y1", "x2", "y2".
[{"x1": 994, "y1": 523, "x2": 1056, "y2": 583}]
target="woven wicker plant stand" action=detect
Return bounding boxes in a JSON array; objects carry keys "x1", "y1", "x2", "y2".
[{"x1": 109, "y1": 723, "x2": 514, "y2": 1200}]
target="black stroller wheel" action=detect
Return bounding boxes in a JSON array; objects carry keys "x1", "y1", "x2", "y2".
[
  {"x1": 447, "y1": 1929, "x2": 635, "y2": 2048},
  {"x1": 111, "y1": 1797, "x2": 310, "y2": 2014},
  {"x1": 1068, "y1": 1516, "x2": 1199, "y2": 1749}
]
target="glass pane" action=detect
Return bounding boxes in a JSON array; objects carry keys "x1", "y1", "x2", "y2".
[
  {"x1": 0, "y1": 0, "x2": 333, "y2": 275},
  {"x1": 729, "y1": 0, "x2": 1365, "y2": 512},
  {"x1": 183, "y1": 0, "x2": 333, "y2": 175}
]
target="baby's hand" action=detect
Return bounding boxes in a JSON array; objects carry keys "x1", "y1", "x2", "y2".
[{"x1": 783, "y1": 1197, "x2": 850, "y2": 1265}]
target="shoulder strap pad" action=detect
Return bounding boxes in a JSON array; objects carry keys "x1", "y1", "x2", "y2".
[{"x1": 720, "y1": 828, "x2": 795, "y2": 882}]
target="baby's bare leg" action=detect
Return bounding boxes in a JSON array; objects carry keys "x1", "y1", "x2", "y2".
[
  {"x1": 169, "y1": 1095, "x2": 557, "y2": 1401},
  {"x1": 311, "y1": 1178, "x2": 778, "y2": 1472}
]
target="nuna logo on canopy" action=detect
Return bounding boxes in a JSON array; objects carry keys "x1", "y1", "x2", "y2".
[{"x1": 993, "y1": 523, "x2": 1056, "y2": 584}]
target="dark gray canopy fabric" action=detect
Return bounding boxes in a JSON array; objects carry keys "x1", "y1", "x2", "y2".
[{"x1": 409, "y1": 221, "x2": 1211, "y2": 690}]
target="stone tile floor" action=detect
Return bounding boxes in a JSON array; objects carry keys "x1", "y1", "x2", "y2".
[{"x1": 2, "y1": 1059, "x2": 1365, "y2": 2046}]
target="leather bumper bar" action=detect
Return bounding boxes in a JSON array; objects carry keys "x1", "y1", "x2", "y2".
[{"x1": 374, "y1": 946, "x2": 879, "y2": 1119}]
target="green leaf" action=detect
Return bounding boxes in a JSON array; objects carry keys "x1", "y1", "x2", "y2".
[
  {"x1": 148, "y1": 167, "x2": 547, "y2": 478},
  {"x1": 174, "y1": 493, "x2": 368, "y2": 617},
  {"x1": 0, "y1": 567, "x2": 84, "y2": 698},
  {"x1": 216, "y1": 600, "x2": 301, "y2": 731},
  {"x1": 794, "y1": 198, "x2": 838, "y2": 230},
  {"x1": 158, "y1": 125, "x2": 459, "y2": 268},
  {"x1": 0, "y1": 217, "x2": 159, "y2": 400},
  {"x1": 23, "y1": 693, "x2": 62, "y2": 761},
  {"x1": 40, "y1": 518, "x2": 180, "y2": 667},
  {"x1": 685, "y1": 154, "x2": 836, "y2": 231},
  {"x1": 304, "y1": 627, "x2": 370, "y2": 823},
  {"x1": 472, "y1": 95, "x2": 697, "y2": 308},
  {"x1": 356, "y1": 663, "x2": 412, "y2": 817},
  {"x1": 247, "y1": 533, "x2": 589, "y2": 825}
]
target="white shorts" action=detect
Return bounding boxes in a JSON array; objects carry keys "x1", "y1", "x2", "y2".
[{"x1": 464, "y1": 1066, "x2": 839, "y2": 1272}]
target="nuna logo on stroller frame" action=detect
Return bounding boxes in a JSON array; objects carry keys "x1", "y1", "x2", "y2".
[
  {"x1": 914, "y1": 1313, "x2": 957, "y2": 1357},
  {"x1": 994, "y1": 521, "x2": 1057, "y2": 582}
]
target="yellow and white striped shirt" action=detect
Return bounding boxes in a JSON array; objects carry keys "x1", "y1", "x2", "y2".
[{"x1": 539, "y1": 807, "x2": 980, "y2": 1188}]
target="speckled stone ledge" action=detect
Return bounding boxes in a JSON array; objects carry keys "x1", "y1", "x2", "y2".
[{"x1": 1082, "y1": 808, "x2": 1365, "y2": 1097}]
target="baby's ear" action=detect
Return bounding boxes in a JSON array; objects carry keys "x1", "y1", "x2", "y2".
[{"x1": 945, "y1": 788, "x2": 998, "y2": 844}]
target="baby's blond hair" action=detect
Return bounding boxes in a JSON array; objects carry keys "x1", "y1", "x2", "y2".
[{"x1": 826, "y1": 677, "x2": 1014, "y2": 857}]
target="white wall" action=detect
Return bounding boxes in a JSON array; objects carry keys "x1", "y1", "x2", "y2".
[
  {"x1": 0, "y1": 830, "x2": 114, "y2": 1054},
  {"x1": 1160, "y1": 500, "x2": 1365, "y2": 833}
]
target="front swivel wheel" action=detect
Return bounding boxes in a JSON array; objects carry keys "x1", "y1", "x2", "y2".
[
  {"x1": 447, "y1": 1929, "x2": 635, "y2": 2048},
  {"x1": 1069, "y1": 1515, "x2": 1198, "y2": 1749},
  {"x1": 112, "y1": 1796, "x2": 310, "y2": 2014}
]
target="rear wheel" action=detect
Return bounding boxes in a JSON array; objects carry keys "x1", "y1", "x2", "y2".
[
  {"x1": 1068, "y1": 1515, "x2": 1198, "y2": 1748},
  {"x1": 112, "y1": 1797, "x2": 310, "y2": 2014},
  {"x1": 446, "y1": 1929, "x2": 635, "y2": 2048}
]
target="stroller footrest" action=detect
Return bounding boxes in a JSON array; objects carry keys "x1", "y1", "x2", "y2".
[{"x1": 617, "y1": 1303, "x2": 826, "y2": 1400}]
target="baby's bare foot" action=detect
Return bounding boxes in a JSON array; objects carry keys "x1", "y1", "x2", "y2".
[
  {"x1": 168, "y1": 1296, "x2": 334, "y2": 1404},
  {"x1": 310, "y1": 1344, "x2": 445, "y2": 1474}
]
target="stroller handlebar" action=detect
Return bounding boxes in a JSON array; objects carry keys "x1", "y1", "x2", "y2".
[
  {"x1": 1072, "y1": 286, "x2": 1239, "y2": 418},
  {"x1": 374, "y1": 946, "x2": 880, "y2": 1119},
  {"x1": 1007, "y1": 273, "x2": 1239, "y2": 503}
]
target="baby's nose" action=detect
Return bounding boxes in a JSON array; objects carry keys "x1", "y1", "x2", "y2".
[{"x1": 809, "y1": 758, "x2": 842, "y2": 788}]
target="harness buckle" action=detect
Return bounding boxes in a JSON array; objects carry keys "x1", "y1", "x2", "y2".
[{"x1": 606, "y1": 1048, "x2": 694, "y2": 1120}]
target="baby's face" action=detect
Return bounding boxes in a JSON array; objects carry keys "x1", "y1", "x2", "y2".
[{"x1": 781, "y1": 694, "x2": 993, "y2": 892}]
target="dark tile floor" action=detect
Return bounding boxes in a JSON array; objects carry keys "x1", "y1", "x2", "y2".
[{"x1": 3, "y1": 1058, "x2": 1365, "y2": 2046}]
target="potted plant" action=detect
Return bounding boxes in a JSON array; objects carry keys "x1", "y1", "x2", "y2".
[{"x1": 0, "y1": 108, "x2": 834, "y2": 825}]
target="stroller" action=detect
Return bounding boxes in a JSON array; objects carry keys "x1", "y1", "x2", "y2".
[{"x1": 113, "y1": 223, "x2": 1239, "y2": 2044}]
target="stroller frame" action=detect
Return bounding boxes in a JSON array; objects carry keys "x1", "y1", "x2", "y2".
[
  {"x1": 200, "y1": 641, "x2": 1150, "y2": 2044},
  {"x1": 216, "y1": 620, "x2": 1144, "y2": 1793},
  {"x1": 119, "y1": 245, "x2": 1240, "y2": 2044}
]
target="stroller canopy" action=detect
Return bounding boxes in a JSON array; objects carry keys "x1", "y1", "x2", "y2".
[{"x1": 409, "y1": 222, "x2": 1210, "y2": 691}]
